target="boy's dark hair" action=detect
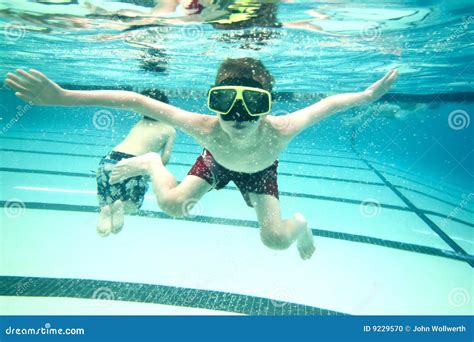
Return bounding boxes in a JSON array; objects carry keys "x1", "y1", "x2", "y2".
[
  {"x1": 140, "y1": 89, "x2": 168, "y2": 121},
  {"x1": 140, "y1": 88, "x2": 169, "y2": 103},
  {"x1": 215, "y1": 58, "x2": 274, "y2": 92}
]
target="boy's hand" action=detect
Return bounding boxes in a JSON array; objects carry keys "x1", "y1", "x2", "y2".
[
  {"x1": 5, "y1": 69, "x2": 67, "y2": 105},
  {"x1": 364, "y1": 69, "x2": 399, "y2": 102}
]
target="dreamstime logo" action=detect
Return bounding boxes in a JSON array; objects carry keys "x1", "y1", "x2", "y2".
[
  {"x1": 270, "y1": 110, "x2": 291, "y2": 130},
  {"x1": 360, "y1": 24, "x2": 381, "y2": 42},
  {"x1": 439, "y1": 192, "x2": 473, "y2": 228},
  {"x1": 93, "y1": 110, "x2": 114, "y2": 130},
  {"x1": 436, "y1": 15, "x2": 473, "y2": 51},
  {"x1": 448, "y1": 109, "x2": 470, "y2": 130},
  {"x1": 110, "y1": 14, "x2": 123, "y2": 23},
  {"x1": 351, "y1": 281, "x2": 383, "y2": 314},
  {"x1": 297, "y1": 32, "x2": 323, "y2": 56},
  {"x1": 4, "y1": 198, "x2": 26, "y2": 218},
  {"x1": 180, "y1": 24, "x2": 204, "y2": 40},
  {"x1": 1, "y1": 101, "x2": 33, "y2": 135},
  {"x1": 448, "y1": 287, "x2": 470, "y2": 307},
  {"x1": 92, "y1": 287, "x2": 115, "y2": 307},
  {"x1": 359, "y1": 198, "x2": 381, "y2": 218},
  {"x1": 351, "y1": 101, "x2": 390, "y2": 139},
  {"x1": 270, "y1": 287, "x2": 290, "y2": 308},
  {"x1": 293, "y1": 92, "x2": 325, "y2": 103},
  {"x1": 198, "y1": 102, "x2": 210, "y2": 114},
  {"x1": 181, "y1": 198, "x2": 203, "y2": 218},
  {"x1": 3, "y1": 21, "x2": 26, "y2": 41},
  {"x1": 16, "y1": 278, "x2": 34, "y2": 296}
]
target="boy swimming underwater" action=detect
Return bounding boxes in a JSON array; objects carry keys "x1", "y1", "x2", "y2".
[
  {"x1": 5, "y1": 59, "x2": 398, "y2": 260},
  {"x1": 96, "y1": 89, "x2": 175, "y2": 237}
]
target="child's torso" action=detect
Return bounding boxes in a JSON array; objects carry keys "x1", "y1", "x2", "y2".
[
  {"x1": 113, "y1": 119, "x2": 171, "y2": 156},
  {"x1": 196, "y1": 119, "x2": 288, "y2": 173}
]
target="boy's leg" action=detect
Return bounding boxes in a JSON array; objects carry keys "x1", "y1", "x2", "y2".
[
  {"x1": 110, "y1": 200, "x2": 125, "y2": 234},
  {"x1": 96, "y1": 152, "x2": 119, "y2": 236},
  {"x1": 248, "y1": 193, "x2": 315, "y2": 260},
  {"x1": 109, "y1": 200, "x2": 142, "y2": 235},
  {"x1": 109, "y1": 172, "x2": 148, "y2": 234},
  {"x1": 110, "y1": 152, "x2": 212, "y2": 217},
  {"x1": 97, "y1": 205, "x2": 113, "y2": 237}
]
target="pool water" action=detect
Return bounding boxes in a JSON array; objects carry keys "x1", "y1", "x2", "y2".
[{"x1": 0, "y1": 0, "x2": 473, "y2": 315}]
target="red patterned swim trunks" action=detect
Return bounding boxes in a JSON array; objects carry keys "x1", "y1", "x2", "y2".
[{"x1": 188, "y1": 149, "x2": 279, "y2": 207}]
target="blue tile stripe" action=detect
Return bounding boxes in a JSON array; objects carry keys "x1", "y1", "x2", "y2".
[
  {"x1": 1, "y1": 201, "x2": 472, "y2": 264},
  {"x1": 367, "y1": 159, "x2": 467, "y2": 197},
  {"x1": 363, "y1": 163, "x2": 474, "y2": 267},
  {"x1": 2, "y1": 133, "x2": 467, "y2": 198},
  {"x1": 4, "y1": 131, "x2": 466, "y2": 200},
  {"x1": 395, "y1": 185, "x2": 474, "y2": 215},
  {"x1": 2, "y1": 166, "x2": 472, "y2": 228},
  {"x1": 350, "y1": 139, "x2": 473, "y2": 268},
  {"x1": 379, "y1": 169, "x2": 468, "y2": 200},
  {"x1": 1, "y1": 132, "x2": 357, "y2": 159},
  {"x1": 0, "y1": 136, "x2": 370, "y2": 171},
  {"x1": 0, "y1": 276, "x2": 344, "y2": 315}
]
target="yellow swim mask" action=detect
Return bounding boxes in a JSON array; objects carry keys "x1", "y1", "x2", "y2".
[{"x1": 208, "y1": 85, "x2": 272, "y2": 116}]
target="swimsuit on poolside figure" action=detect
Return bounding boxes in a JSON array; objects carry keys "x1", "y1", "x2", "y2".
[
  {"x1": 188, "y1": 149, "x2": 279, "y2": 207},
  {"x1": 96, "y1": 151, "x2": 149, "y2": 209}
]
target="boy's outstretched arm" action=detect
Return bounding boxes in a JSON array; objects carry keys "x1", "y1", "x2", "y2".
[
  {"x1": 4, "y1": 69, "x2": 210, "y2": 137},
  {"x1": 281, "y1": 69, "x2": 398, "y2": 138}
]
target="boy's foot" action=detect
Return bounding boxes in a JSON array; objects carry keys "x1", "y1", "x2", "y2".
[
  {"x1": 295, "y1": 213, "x2": 315, "y2": 260},
  {"x1": 111, "y1": 200, "x2": 125, "y2": 234},
  {"x1": 110, "y1": 152, "x2": 162, "y2": 185},
  {"x1": 97, "y1": 205, "x2": 112, "y2": 237}
]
